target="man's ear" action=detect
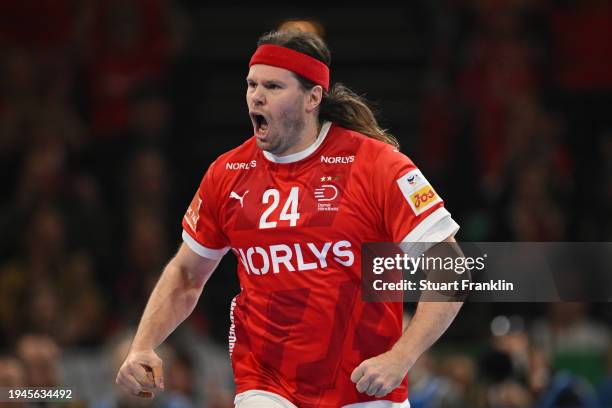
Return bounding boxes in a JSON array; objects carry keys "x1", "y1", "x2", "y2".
[{"x1": 305, "y1": 85, "x2": 323, "y2": 113}]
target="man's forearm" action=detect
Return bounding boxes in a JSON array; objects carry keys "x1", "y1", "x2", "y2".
[
  {"x1": 392, "y1": 235, "x2": 465, "y2": 366},
  {"x1": 392, "y1": 301, "x2": 462, "y2": 367},
  {"x1": 130, "y1": 261, "x2": 205, "y2": 352}
]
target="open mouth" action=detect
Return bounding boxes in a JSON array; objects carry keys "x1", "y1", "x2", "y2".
[{"x1": 251, "y1": 113, "x2": 269, "y2": 136}]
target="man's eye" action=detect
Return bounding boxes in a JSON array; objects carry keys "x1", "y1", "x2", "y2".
[{"x1": 267, "y1": 84, "x2": 280, "y2": 89}]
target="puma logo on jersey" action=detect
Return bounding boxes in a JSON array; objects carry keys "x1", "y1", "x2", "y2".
[{"x1": 230, "y1": 190, "x2": 249, "y2": 207}]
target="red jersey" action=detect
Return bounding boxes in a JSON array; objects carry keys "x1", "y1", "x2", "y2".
[{"x1": 182, "y1": 122, "x2": 459, "y2": 407}]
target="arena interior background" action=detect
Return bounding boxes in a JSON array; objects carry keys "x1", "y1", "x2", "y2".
[{"x1": 0, "y1": 1, "x2": 611, "y2": 407}]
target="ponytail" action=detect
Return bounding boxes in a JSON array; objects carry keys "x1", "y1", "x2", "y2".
[{"x1": 320, "y1": 83, "x2": 399, "y2": 149}]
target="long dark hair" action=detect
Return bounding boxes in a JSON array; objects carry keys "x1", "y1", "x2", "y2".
[{"x1": 256, "y1": 30, "x2": 399, "y2": 149}]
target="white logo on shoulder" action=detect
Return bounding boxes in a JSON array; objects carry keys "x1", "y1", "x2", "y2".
[
  {"x1": 321, "y1": 155, "x2": 354, "y2": 164},
  {"x1": 230, "y1": 190, "x2": 249, "y2": 207},
  {"x1": 226, "y1": 160, "x2": 256, "y2": 170},
  {"x1": 397, "y1": 169, "x2": 442, "y2": 215}
]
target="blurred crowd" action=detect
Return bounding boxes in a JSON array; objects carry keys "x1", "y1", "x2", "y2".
[
  {"x1": 418, "y1": 0, "x2": 612, "y2": 243},
  {"x1": 0, "y1": 0, "x2": 610, "y2": 407},
  {"x1": 407, "y1": 303, "x2": 612, "y2": 408}
]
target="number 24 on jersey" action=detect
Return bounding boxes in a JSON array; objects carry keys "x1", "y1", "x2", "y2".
[{"x1": 259, "y1": 187, "x2": 300, "y2": 229}]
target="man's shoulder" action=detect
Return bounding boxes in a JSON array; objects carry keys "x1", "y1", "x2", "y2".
[
  {"x1": 330, "y1": 124, "x2": 410, "y2": 165},
  {"x1": 211, "y1": 136, "x2": 260, "y2": 172}
]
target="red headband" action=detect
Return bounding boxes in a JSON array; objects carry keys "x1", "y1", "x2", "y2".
[{"x1": 249, "y1": 44, "x2": 330, "y2": 91}]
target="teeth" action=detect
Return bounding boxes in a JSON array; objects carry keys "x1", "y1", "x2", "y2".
[
  {"x1": 251, "y1": 113, "x2": 269, "y2": 135},
  {"x1": 253, "y1": 114, "x2": 268, "y2": 133}
]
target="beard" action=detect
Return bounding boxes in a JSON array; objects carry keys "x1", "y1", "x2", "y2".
[{"x1": 257, "y1": 104, "x2": 306, "y2": 156}]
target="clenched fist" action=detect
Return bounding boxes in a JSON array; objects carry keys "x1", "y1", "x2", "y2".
[
  {"x1": 116, "y1": 349, "x2": 164, "y2": 398},
  {"x1": 350, "y1": 349, "x2": 411, "y2": 398}
]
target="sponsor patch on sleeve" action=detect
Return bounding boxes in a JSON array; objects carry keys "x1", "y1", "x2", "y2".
[
  {"x1": 184, "y1": 192, "x2": 202, "y2": 231},
  {"x1": 396, "y1": 169, "x2": 442, "y2": 215}
]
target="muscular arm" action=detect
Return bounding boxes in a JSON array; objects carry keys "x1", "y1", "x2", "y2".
[
  {"x1": 391, "y1": 236, "x2": 463, "y2": 367},
  {"x1": 392, "y1": 299, "x2": 462, "y2": 368},
  {"x1": 351, "y1": 236, "x2": 464, "y2": 398},
  {"x1": 116, "y1": 243, "x2": 220, "y2": 397},
  {"x1": 130, "y1": 243, "x2": 220, "y2": 351}
]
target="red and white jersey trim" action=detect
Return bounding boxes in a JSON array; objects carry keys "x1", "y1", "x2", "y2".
[
  {"x1": 400, "y1": 207, "x2": 458, "y2": 243},
  {"x1": 344, "y1": 399, "x2": 411, "y2": 408},
  {"x1": 234, "y1": 390, "x2": 411, "y2": 408},
  {"x1": 182, "y1": 230, "x2": 229, "y2": 260},
  {"x1": 262, "y1": 121, "x2": 332, "y2": 164}
]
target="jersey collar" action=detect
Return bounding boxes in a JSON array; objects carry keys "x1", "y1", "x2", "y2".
[{"x1": 262, "y1": 121, "x2": 332, "y2": 164}]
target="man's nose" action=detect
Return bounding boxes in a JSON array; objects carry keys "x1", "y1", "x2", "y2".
[{"x1": 251, "y1": 87, "x2": 265, "y2": 105}]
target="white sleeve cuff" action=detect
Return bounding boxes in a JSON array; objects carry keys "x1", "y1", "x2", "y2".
[
  {"x1": 420, "y1": 214, "x2": 460, "y2": 242},
  {"x1": 401, "y1": 207, "x2": 458, "y2": 243},
  {"x1": 399, "y1": 207, "x2": 460, "y2": 256},
  {"x1": 182, "y1": 230, "x2": 229, "y2": 260}
]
